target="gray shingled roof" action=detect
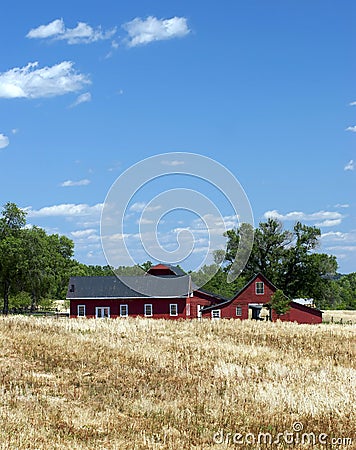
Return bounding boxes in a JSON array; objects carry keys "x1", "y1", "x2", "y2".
[{"x1": 67, "y1": 275, "x2": 193, "y2": 299}]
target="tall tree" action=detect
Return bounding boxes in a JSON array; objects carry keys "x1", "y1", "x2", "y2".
[
  {"x1": 221, "y1": 219, "x2": 337, "y2": 306},
  {"x1": 0, "y1": 203, "x2": 27, "y2": 314}
]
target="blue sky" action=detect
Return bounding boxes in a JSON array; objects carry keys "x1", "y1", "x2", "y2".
[{"x1": 0, "y1": 0, "x2": 355, "y2": 273}]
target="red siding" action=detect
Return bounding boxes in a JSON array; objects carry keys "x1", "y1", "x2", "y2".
[
  {"x1": 199, "y1": 274, "x2": 322, "y2": 324},
  {"x1": 190, "y1": 292, "x2": 218, "y2": 318},
  {"x1": 70, "y1": 298, "x2": 188, "y2": 319},
  {"x1": 278, "y1": 302, "x2": 322, "y2": 324}
]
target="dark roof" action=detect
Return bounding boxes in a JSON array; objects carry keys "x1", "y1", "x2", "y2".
[
  {"x1": 194, "y1": 288, "x2": 228, "y2": 302},
  {"x1": 67, "y1": 275, "x2": 193, "y2": 299}
]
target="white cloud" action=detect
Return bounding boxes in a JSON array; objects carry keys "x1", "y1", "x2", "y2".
[
  {"x1": 11, "y1": 128, "x2": 19, "y2": 134},
  {"x1": 346, "y1": 125, "x2": 356, "y2": 132},
  {"x1": 27, "y1": 18, "x2": 64, "y2": 39},
  {"x1": 137, "y1": 218, "x2": 155, "y2": 225},
  {"x1": 0, "y1": 61, "x2": 90, "y2": 99},
  {"x1": 161, "y1": 159, "x2": 185, "y2": 166},
  {"x1": 129, "y1": 202, "x2": 146, "y2": 212},
  {"x1": 27, "y1": 18, "x2": 116, "y2": 44},
  {"x1": 60, "y1": 179, "x2": 91, "y2": 187},
  {"x1": 334, "y1": 203, "x2": 349, "y2": 208},
  {"x1": 349, "y1": 101, "x2": 356, "y2": 106},
  {"x1": 69, "y1": 92, "x2": 91, "y2": 108},
  {"x1": 325, "y1": 245, "x2": 356, "y2": 253},
  {"x1": 344, "y1": 160, "x2": 354, "y2": 171},
  {"x1": 264, "y1": 210, "x2": 344, "y2": 222},
  {"x1": 123, "y1": 16, "x2": 190, "y2": 47},
  {"x1": 315, "y1": 219, "x2": 342, "y2": 227},
  {"x1": 129, "y1": 202, "x2": 161, "y2": 213},
  {"x1": 25, "y1": 203, "x2": 103, "y2": 218},
  {"x1": 0, "y1": 133, "x2": 9, "y2": 149},
  {"x1": 71, "y1": 229, "x2": 98, "y2": 238},
  {"x1": 321, "y1": 231, "x2": 349, "y2": 241}
]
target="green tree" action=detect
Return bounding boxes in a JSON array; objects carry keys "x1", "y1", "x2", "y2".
[
  {"x1": 0, "y1": 203, "x2": 27, "y2": 314},
  {"x1": 270, "y1": 289, "x2": 290, "y2": 317},
  {"x1": 220, "y1": 219, "x2": 338, "y2": 305}
]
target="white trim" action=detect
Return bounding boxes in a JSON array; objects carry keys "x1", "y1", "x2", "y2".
[
  {"x1": 211, "y1": 309, "x2": 221, "y2": 320},
  {"x1": 120, "y1": 304, "x2": 128, "y2": 317},
  {"x1": 255, "y1": 281, "x2": 265, "y2": 295},
  {"x1": 144, "y1": 304, "x2": 153, "y2": 317},
  {"x1": 236, "y1": 306, "x2": 242, "y2": 316},
  {"x1": 77, "y1": 304, "x2": 86, "y2": 317},
  {"x1": 197, "y1": 304, "x2": 202, "y2": 319},
  {"x1": 95, "y1": 306, "x2": 110, "y2": 318},
  {"x1": 169, "y1": 303, "x2": 178, "y2": 316}
]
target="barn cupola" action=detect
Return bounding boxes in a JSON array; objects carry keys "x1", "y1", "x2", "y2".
[{"x1": 146, "y1": 263, "x2": 185, "y2": 277}]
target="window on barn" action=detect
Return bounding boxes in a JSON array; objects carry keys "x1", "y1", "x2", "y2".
[
  {"x1": 96, "y1": 307, "x2": 110, "y2": 318},
  {"x1": 170, "y1": 304, "x2": 178, "y2": 316},
  {"x1": 77, "y1": 305, "x2": 86, "y2": 317},
  {"x1": 144, "y1": 304, "x2": 153, "y2": 317},
  {"x1": 236, "y1": 306, "x2": 242, "y2": 316},
  {"x1": 255, "y1": 282, "x2": 265, "y2": 295},
  {"x1": 120, "y1": 304, "x2": 128, "y2": 317},
  {"x1": 211, "y1": 309, "x2": 221, "y2": 320},
  {"x1": 70, "y1": 284, "x2": 75, "y2": 292},
  {"x1": 186, "y1": 303, "x2": 190, "y2": 316}
]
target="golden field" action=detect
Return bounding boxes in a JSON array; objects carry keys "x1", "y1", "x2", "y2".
[
  {"x1": 0, "y1": 316, "x2": 355, "y2": 449},
  {"x1": 322, "y1": 310, "x2": 356, "y2": 325}
]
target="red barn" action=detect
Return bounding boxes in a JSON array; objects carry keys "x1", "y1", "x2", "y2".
[
  {"x1": 67, "y1": 264, "x2": 322, "y2": 324},
  {"x1": 199, "y1": 273, "x2": 322, "y2": 324}
]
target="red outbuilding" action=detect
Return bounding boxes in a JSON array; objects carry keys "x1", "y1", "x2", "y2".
[{"x1": 67, "y1": 264, "x2": 322, "y2": 324}]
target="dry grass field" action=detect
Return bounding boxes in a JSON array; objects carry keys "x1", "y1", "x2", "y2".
[
  {"x1": 0, "y1": 316, "x2": 355, "y2": 449},
  {"x1": 322, "y1": 310, "x2": 356, "y2": 325}
]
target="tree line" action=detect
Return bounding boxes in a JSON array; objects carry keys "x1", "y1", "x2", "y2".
[{"x1": 0, "y1": 202, "x2": 355, "y2": 313}]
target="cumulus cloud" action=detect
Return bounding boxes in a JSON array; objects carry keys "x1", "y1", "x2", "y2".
[
  {"x1": 25, "y1": 203, "x2": 103, "y2": 218},
  {"x1": 346, "y1": 125, "x2": 356, "y2": 132},
  {"x1": 0, "y1": 133, "x2": 9, "y2": 149},
  {"x1": 27, "y1": 18, "x2": 116, "y2": 44},
  {"x1": 344, "y1": 160, "x2": 354, "y2": 171},
  {"x1": 69, "y1": 92, "x2": 91, "y2": 108},
  {"x1": 264, "y1": 210, "x2": 344, "y2": 223},
  {"x1": 123, "y1": 16, "x2": 190, "y2": 47},
  {"x1": 60, "y1": 179, "x2": 91, "y2": 187},
  {"x1": 71, "y1": 229, "x2": 98, "y2": 238},
  {"x1": 0, "y1": 61, "x2": 90, "y2": 99},
  {"x1": 129, "y1": 202, "x2": 161, "y2": 213},
  {"x1": 315, "y1": 219, "x2": 342, "y2": 227}
]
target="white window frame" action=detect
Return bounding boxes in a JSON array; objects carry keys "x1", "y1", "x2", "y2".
[
  {"x1": 186, "y1": 303, "x2": 191, "y2": 316},
  {"x1": 255, "y1": 281, "x2": 265, "y2": 295},
  {"x1": 95, "y1": 306, "x2": 110, "y2": 318},
  {"x1": 211, "y1": 309, "x2": 221, "y2": 320},
  {"x1": 77, "y1": 304, "x2": 86, "y2": 317},
  {"x1": 170, "y1": 303, "x2": 178, "y2": 317},
  {"x1": 120, "y1": 304, "x2": 128, "y2": 317},
  {"x1": 144, "y1": 304, "x2": 153, "y2": 317},
  {"x1": 236, "y1": 306, "x2": 242, "y2": 317}
]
